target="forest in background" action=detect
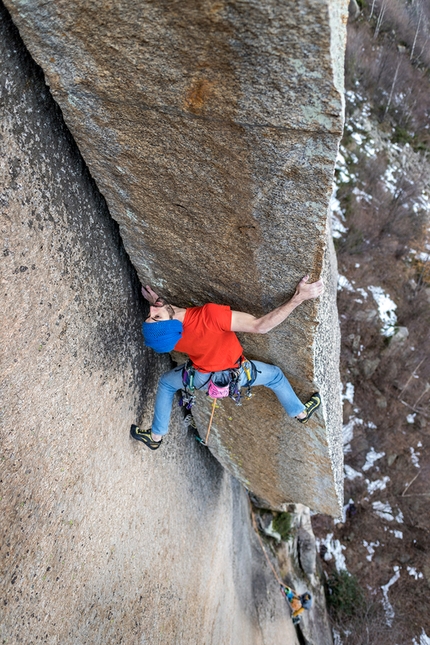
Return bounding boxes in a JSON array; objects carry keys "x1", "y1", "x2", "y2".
[{"x1": 313, "y1": 0, "x2": 430, "y2": 643}]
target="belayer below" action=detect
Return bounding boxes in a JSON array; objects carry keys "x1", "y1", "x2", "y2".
[
  {"x1": 131, "y1": 276, "x2": 324, "y2": 450},
  {"x1": 280, "y1": 585, "x2": 313, "y2": 625}
]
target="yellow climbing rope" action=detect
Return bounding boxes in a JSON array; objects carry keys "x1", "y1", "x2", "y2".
[
  {"x1": 250, "y1": 502, "x2": 284, "y2": 585},
  {"x1": 203, "y1": 398, "x2": 217, "y2": 445}
]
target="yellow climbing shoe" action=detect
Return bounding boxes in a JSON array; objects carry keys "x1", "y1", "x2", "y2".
[
  {"x1": 130, "y1": 424, "x2": 162, "y2": 450},
  {"x1": 297, "y1": 393, "x2": 321, "y2": 424}
]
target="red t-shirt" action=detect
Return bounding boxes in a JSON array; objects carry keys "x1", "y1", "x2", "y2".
[{"x1": 174, "y1": 304, "x2": 243, "y2": 372}]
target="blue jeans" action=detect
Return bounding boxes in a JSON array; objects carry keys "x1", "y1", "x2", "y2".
[{"x1": 152, "y1": 361, "x2": 305, "y2": 436}]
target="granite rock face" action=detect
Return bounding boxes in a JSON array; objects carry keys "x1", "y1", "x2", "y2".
[
  {"x1": 4, "y1": 0, "x2": 346, "y2": 513},
  {"x1": 0, "y1": 9, "x2": 297, "y2": 644}
]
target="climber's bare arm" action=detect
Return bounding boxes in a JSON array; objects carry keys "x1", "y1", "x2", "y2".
[{"x1": 230, "y1": 276, "x2": 324, "y2": 334}]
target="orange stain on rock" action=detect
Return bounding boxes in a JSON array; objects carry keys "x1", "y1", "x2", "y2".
[{"x1": 184, "y1": 78, "x2": 214, "y2": 114}]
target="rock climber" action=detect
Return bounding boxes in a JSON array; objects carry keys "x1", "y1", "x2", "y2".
[{"x1": 131, "y1": 276, "x2": 324, "y2": 450}]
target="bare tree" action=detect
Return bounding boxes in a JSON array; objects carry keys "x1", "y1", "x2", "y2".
[
  {"x1": 375, "y1": 0, "x2": 388, "y2": 38},
  {"x1": 416, "y1": 35, "x2": 430, "y2": 65},
  {"x1": 383, "y1": 59, "x2": 401, "y2": 118},
  {"x1": 410, "y1": 3, "x2": 423, "y2": 60}
]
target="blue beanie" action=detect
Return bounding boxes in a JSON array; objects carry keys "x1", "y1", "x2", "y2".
[{"x1": 142, "y1": 319, "x2": 183, "y2": 353}]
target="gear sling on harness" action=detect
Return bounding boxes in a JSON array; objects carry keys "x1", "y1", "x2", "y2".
[{"x1": 179, "y1": 356, "x2": 258, "y2": 444}]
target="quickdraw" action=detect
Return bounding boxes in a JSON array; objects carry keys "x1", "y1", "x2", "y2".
[
  {"x1": 178, "y1": 360, "x2": 197, "y2": 411},
  {"x1": 228, "y1": 357, "x2": 257, "y2": 405}
]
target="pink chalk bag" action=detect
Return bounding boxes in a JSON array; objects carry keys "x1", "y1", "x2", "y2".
[{"x1": 207, "y1": 372, "x2": 231, "y2": 399}]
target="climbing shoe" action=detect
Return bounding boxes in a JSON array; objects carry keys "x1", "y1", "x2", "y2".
[
  {"x1": 130, "y1": 424, "x2": 162, "y2": 450},
  {"x1": 297, "y1": 393, "x2": 321, "y2": 424}
]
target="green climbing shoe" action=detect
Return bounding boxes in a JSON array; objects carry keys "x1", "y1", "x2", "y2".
[
  {"x1": 297, "y1": 393, "x2": 321, "y2": 424},
  {"x1": 130, "y1": 424, "x2": 162, "y2": 450}
]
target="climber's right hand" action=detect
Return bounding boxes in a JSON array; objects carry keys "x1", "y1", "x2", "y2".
[{"x1": 141, "y1": 284, "x2": 160, "y2": 305}]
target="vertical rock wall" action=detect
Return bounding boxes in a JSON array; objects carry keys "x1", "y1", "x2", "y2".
[
  {"x1": 0, "y1": 8, "x2": 298, "y2": 644},
  {"x1": 4, "y1": 0, "x2": 347, "y2": 515}
]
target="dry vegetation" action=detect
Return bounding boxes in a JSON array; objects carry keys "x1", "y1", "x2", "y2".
[
  {"x1": 312, "y1": 0, "x2": 430, "y2": 642},
  {"x1": 346, "y1": 0, "x2": 430, "y2": 141}
]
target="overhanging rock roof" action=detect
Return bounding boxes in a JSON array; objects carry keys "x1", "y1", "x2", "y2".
[{"x1": 6, "y1": 0, "x2": 348, "y2": 515}]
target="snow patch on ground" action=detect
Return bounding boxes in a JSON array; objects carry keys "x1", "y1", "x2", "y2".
[
  {"x1": 343, "y1": 417, "x2": 364, "y2": 453},
  {"x1": 407, "y1": 566, "x2": 423, "y2": 580},
  {"x1": 368, "y1": 285, "x2": 398, "y2": 337},
  {"x1": 335, "y1": 499, "x2": 355, "y2": 525},
  {"x1": 351, "y1": 132, "x2": 364, "y2": 145},
  {"x1": 342, "y1": 382, "x2": 355, "y2": 404},
  {"x1": 412, "y1": 190, "x2": 430, "y2": 215},
  {"x1": 381, "y1": 566, "x2": 401, "y2": 626},
  {"x1": 332, "y1": 629, "x2": 343, "y2": 645},
  {"x1": 356, "y1": 287, "x2": 368, "y2": 300},
  {"x1": 362, "y1": 447, "x2": 385, "y2": 471},
  {"x1": 410, "y1": 446, "x2": 420, "y2": 468},
  {"x1": 335, "y1": 146, "x2": 358, "y2": 182},
  {"x1": 366, "y1": 476, "x2": 390, "y2": 495},
  {"x1": 331, "y1": 187, "x2": 348, "y2": 239},
  {"x1": 409, "y1": 245, "x2": 430, "y2": 263},
  {"x1": 352, "y1": 187, "x2": 373, "y2": 203},
  {"x1": 345, "y1": 89, "x2": 366, "y2": 105},
  {"x1": 412, "y1": 629, "x2": 430, "y2": 644},
  {"x1": 372, "y1": 501, "x2": 403, "y2": 523},
  {"x1": 364, "y1": 139, "x2": 376, "y2": 157},
  {"x1": 383, "y1": 165, "x2": 398, "y2": 195},
  {"x1": 363, "y1": 539, "x2": 380, "y2": 562},
  {"x1": 316, "y1": 534, "x2": 347, "y2": 571},
  {"x1": 338, "y1": 274, "x2": 355, "y2": 292},
  {"x1": 345, "y1": 465, "x2": 363, "y2": 480},
  {"x1": 389, "y1": 529, "x2": 403, "y2": 539}
]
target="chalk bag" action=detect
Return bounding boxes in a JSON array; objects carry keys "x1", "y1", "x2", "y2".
[{"x1": 207, "y1": 371, "x2": 230, "y2": 399}]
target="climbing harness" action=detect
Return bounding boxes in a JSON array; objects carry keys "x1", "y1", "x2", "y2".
[
  {"x1": 249, "y1": 501, "x2": 312, "y2": 626},
  {"x1": 179, "y1": 356, "x2": 257, "y2": 411},
  {"x1": 178, "y1": 357, "x2": 259, "y2": 446}
]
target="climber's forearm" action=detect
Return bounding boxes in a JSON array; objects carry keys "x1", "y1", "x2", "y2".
[
  {"x1": 230, "y1": 275, "x2": 324, "y2": 334},
  {"x1": 254, "y1": 295, "x2": 304, "y2": 333},
  {"x1": 231, "y1": 294, "x2": 303, "y2": 334}
]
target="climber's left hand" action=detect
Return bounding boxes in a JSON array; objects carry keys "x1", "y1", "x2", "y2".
[{"x1": 294, "y1": 275, "x2": 324, "y2": 303}]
